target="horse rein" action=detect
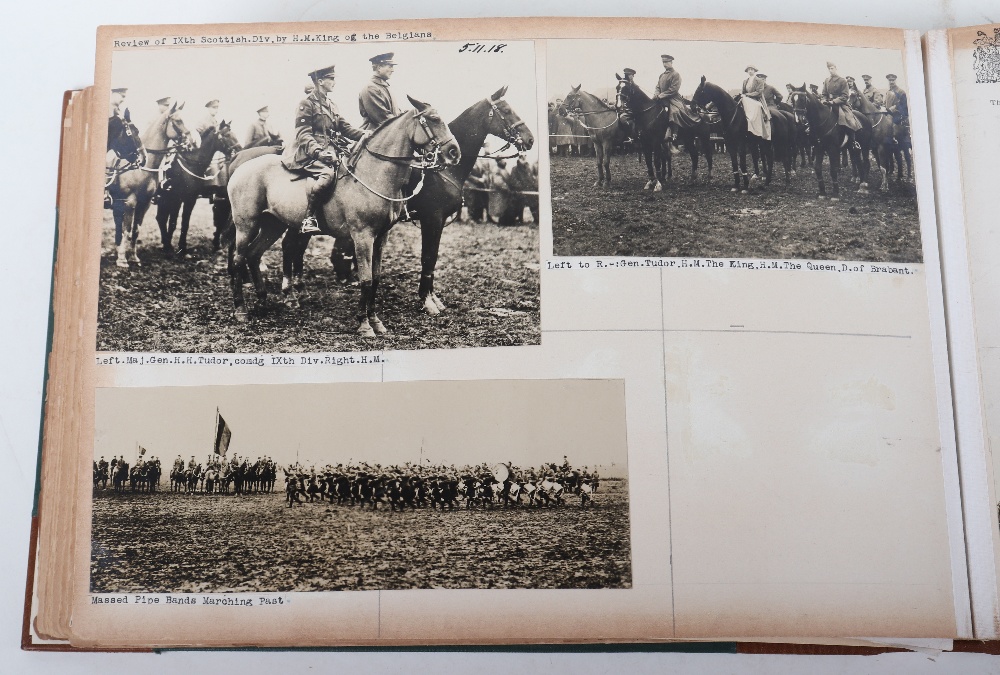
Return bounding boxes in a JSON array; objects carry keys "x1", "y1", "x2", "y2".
[{"x1": 479, "y1": 97, "x2": 529, "y2": 160}]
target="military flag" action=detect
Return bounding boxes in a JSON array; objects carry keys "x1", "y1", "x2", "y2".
[{"x1": 214, "y1": 408, "x2": 232, "y2": 456}]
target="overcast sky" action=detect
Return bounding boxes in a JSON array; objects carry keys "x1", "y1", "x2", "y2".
[
  {"x1": 94, "y1": 380, "x2": 627, "y2": 470},
  {"x1": 110, "y1": 39, "x2": 538, "y2": 159},
  {"x1": 547, "y1": 39, "x2": 907, "y2": 102}
]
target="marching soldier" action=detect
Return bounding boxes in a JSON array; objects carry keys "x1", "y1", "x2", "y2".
[
  {"x1": 244, "y1": 105, "x2": 283, "y2": 149},
  {"x1": 359, "y1": 52, "x2": 400, "y2": 130},
  {"x1": 821, "y1": 62, "x2": 862, "y2": 136},
  {"x1": 281, "y1": 64, "x2": 371, "y2": 234}
]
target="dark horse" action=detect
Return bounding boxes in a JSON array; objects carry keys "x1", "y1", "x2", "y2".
[
  {"x1": 107, "y1": 102, "x2": 199, "y2": 268},
  {"x1": 562, "y1": 85, "x2": 627, "y2": 188},
  {"x1": 281, "y1": 87, "x2": 533, "y2": 316},
  {"x1": 789, "y1": 85, "x2": 872, "y2": 200},
  {"x1": 228, "y1": 97, "x2": 461, "y2": 336},
  {"x1": 154, "y1": 120, "x2": 243, "y2": 258},
  {"x1": 615, "y1": 75, "x2": 714, "y2": 185},
  {"x1": 850, "y1": 89, "x2": 893, "y2": 192}
]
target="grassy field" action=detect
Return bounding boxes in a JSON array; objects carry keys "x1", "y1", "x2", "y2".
[
  {"x1": 91, "y1": 480, "x2": 631, "y2": 593},
  {"x1": 97, "y1": 204, "x2": 540, "y2": 352}
]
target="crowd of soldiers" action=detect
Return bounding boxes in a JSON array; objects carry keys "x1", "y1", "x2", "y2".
[
  {"x1": 168, "y1": 454, "x2": 279, "y2": 494},
  {"x1": 550, "y1": 55, "x2": 912, "y2": 177},
  {"x1": 282, "y1": 457, "x2": 602, "y2": 510},
  {"x1": 93, "y1": 454, "x2": 162, "y2": 492},
  {"x1": 106, "y1": 50, "x2": 537, "y2": 235}
]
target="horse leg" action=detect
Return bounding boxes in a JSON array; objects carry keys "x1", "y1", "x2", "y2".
[
  {"x1": 643, "y1": 148, "x2": 656, "y2": 191},
  {"x1": 419, "y1": 216, "x2": 446, "y2": 315},
  {"x1": 368, "y1": 229, "x2": 391, "y2": 335},
  {"x1": 212, "y1": 200, "x2": 230, "y2": 252},
  {"x1": 116, "y1": 202, "x2": 136, "y2": 268},
  {"x1": 230, "y1": 216, "x2": 261, "y2": 322},
  {"x1": 244, "y1": 217, "x2": 284, "y2": 311},
  {"x1": 830, "y1": 141, "x2": 841, "y2": 201},
  {"x1": 603, "y1": 141, "x2": 613, "y2": 186},
  {"x1": 280, "y1": 232, "x2": 305, "y2": 307},
  {"x1": 593, "y1": 144, "x2": 605, "y2": 187},
  {"x1": 156, "y1": 202, "x2": 174, "y2": 258},
  {"x1": 178, "y1": 197, "x2": 196, "y2": 256},
  {"x1": 729, "y1": 144, "x2": 740, "y2": 192},
  {"x1": 352, "y1": 230, "x2": 378, "y2": 338},
  {"x1": 814, "y1": 150, "x2": 826, "y2": 199},
  {"x1": 128, "y1": 199, "x2": 151, "y2": 267}
]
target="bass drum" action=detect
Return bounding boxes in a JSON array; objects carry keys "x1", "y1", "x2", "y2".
[{"x1": 491, "y1": 463, "x2": 509, "y2": 483}]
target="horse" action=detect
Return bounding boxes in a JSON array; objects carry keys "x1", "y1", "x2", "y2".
[
  {"x1": 615, "y1": 76, "x2": 715, "y2": 186},
  {"x1": 106, "y1": 102, "x2": 199, "y2": 268},
  {"x1": 112, "y1": 462, "x2": 129, "y2": 493},
  {"x1": 227, "y1": 96, "x2": 461, "y2": 336},
  {"x1": 279, "y1": 87, "x2": 533, "y2": 316},
  {"x1": 562, "y1": 85, "x2": 628, "y2": 188},
  {"x1": 788, "y1": 85, "x2": 873, "y2": 200},
  {"x1": 105, "y1": 109, "x2": 145, "y2": 208},
  {"x1": 850, "y1": 90, "x2": 893, "y2": 192},
  {"x1": 692, "y1": 78, "x2": 766, "y2": 193},
  {"x1": 154, "y1": 120, "x2": 243, "y2": 258}
]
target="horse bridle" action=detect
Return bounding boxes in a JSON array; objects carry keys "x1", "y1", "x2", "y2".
[
  {"x1": 619, "y1": 81, "x2": 665, "y2": 118},
  {"x1": 364, "y1": 109, "x2": 455, "y2": 171},
  {"x1": 480, "y1": 96, "x2": 529, "y2": 159},
  {"x1": 563, "y1": 93, "x2": 621, "y2": 131}
]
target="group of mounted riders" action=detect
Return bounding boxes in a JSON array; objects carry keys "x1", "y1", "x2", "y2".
[
  {"x1": 283, "y1": 458, "x2": 602, "y2": 510},
  {"x1": 167, "y1": 454, "x2": 279, "y2": 494},
  {"x1": 555, "y1": 53, "x2": 912, "y2": 197},
  {"x1": 104, "y1": 52, "x2": 534, "y2": 334},
  {"x1": 93, "y1": 454, "x2": 162, "y2": 493}
]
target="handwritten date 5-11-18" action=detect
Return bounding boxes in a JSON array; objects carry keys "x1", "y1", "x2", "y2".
[{"x1": 459, "y1": 42, "x2": 506, "y2": 53}]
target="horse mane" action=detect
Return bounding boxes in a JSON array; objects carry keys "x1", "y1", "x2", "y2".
[{"x1": 574, "y1": 89, "x2": 615, "y2": 111}]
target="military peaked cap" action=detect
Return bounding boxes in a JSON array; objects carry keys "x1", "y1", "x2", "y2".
[
  {"x1": 111, "y1": 87, "x2": 128, "y2": 95},
  {"x1": 756, "y1": 73, "x2": 767, "y2": 79},
  {"x1": 309, "y1": 65, "x2": 337, "y2": 80},
  {"x1": 156, "y1": 97, "x2": 173, "y2": 106},
  {"x1": 205, "y1": 99, "x2": 220, "y2": 108},
  {"x1": 370, "y1": 52, "x2": 396, "y2": 65},
  {"x1": 623, "y1": 67, "x2": 636, "y2": 76},
  {"x1": 257, "y1": 105, "x2": 269, "y2": 113},
  {"x1": 661, "y1": 54, "x2": 674, "y2": 61},
  {"x1": 886, "y1": 73, "x2": 898, "y2": 81},
  {"x1": 862, "y1": 74, "x2": 873, "y2": 79},
  {"x1": 826, "y1": 61, "x2": 837, "y2": 68}
]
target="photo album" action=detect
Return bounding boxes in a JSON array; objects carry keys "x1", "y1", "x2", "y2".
[{"x1": 23, "y1": 16, "x2": 1000, "y2": 649}]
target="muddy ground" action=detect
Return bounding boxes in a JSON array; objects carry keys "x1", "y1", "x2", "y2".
[
  {"x1": 551, "y1": 151, "x2": 923, "y2": 263},
  {"x1": 91, "y1": 479, "x2": 631, "y2": 592},
  {"x1": 97, "y1": 205, "x2": 540, "y2": 352}
]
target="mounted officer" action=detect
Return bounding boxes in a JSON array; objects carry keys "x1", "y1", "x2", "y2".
[
  {"x1": 861, "y1": 74, "x2": 880, "y2": 104},
  {"x1": 244, "y1": 105, "x2": 283, "y2": 149},
  {"x1": 620, "y1": 67, "x2": 638, "y2": 143},
  {"x1": 197, "y1": 99, "x2": 221, "y2": 136},
  {"x1": 281, "y1": 64, "x2": 372, "y2": 234},
  {"x1": 758, "y1": 73, "x2": 783, "y2": 108},
  {"x1": 654, "y1": 54, "x2": 700, "y2": 149},
  {"x1": 359, "y1": 52, "x2": 400, "y2": 130},
  {"x1": 821, "y1": 61, "x2": 862, "y2": 137}
]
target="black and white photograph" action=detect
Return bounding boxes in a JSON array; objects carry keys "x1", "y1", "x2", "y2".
[
  {"x1": 90, "y1": 380, "x2": 631, "y2": 593},
  {"x1": 548, "y1": 40, "x2": 922, "y2": 262},
  {"x1": 99, "y1": 40, "x2": 540, "y2": 352}
]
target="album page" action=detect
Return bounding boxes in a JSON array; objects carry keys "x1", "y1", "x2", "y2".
[
  {"x1": 926, "y1": 25, "x2": 1000, "y2": 638},
  {"x1": 49, "y1": 18, "x2": 968, "y2": 646}
]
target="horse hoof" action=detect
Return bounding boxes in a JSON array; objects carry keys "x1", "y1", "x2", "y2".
[
  {"x1": 431, "y1": 293, "x2": 446, "y2": 312},
  {"x1": 115, "y1": 258, "x2": 130, "y2": 269},
  {"x1": 234, "y1": 308, "x2": 249, "y2": 323},
  {"x1": 830, "y1": 197, "x2": 840, "y2": 202},
  {"x1": 653, "y1": 182, "x2": 663, "y2": 192},
  {"x1": 740, "y1": 189, "x2": 748, "y2": 195},
  {"x1": 370, "y1": 318, "x2": 388, "y2": 335},
  {"x1": 730, "y1": 187, "x2": 738, "y2": 193},
  {"x1": 281, "y1": 277, "x2": 291, "y2": 292},
  {"x1": 817, "y1": 195, "x2": 826, "y2": 200},
  {"x1": 357, "y1": 322, "x2": 377, "y2": 339},
  {"x1": 422, "y1": 296, "x2": 441, "y2": 316}
]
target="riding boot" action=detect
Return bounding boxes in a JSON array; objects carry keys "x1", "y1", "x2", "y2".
[{"x1": 300, "y1": 171, "x2": 335, "y2": 234}]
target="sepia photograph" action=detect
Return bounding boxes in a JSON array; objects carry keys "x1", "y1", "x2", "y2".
[
  {"x1": 90, "y1": 380, "x2": 631, "y2": 593},
  {"x1": 548, "y1": 39, "x2": 921, "y2": 262},
  {"x1": 99, "y1": 40, "x2": 540, "y2": 352}
]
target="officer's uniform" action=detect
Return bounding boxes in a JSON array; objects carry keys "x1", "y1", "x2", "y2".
[
  {"x1": 359, "y1": 52, "x2": 400, "y2": 130},
  {"x1": 245, "y1": 106, "x2": 283, "y2": 148},
  {"x1": 822, "y1": 64, "x2": 862, "y2": 132},
  {"x1": 282, "y1": 64, "x2": 366, "y2": 233}
]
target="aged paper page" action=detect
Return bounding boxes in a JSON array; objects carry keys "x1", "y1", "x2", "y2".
[{"x1": 58, "y1": 18, "x2": 966, "y2": 645}]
